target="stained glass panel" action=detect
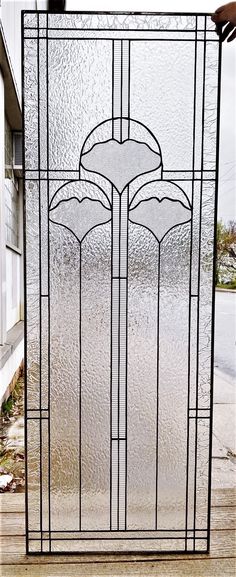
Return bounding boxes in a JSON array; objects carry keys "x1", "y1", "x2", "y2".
[{"x1": 23, "y1": 11, "x2": 221, "y2": 553}]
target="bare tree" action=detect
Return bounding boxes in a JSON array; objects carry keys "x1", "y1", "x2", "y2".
[{"x1": 216, "y1": 220, "x2": 236, "y2": 285}]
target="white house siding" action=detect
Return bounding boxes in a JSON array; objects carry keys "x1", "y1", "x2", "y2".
[{"x1": 0, "y1": 0, "x2": 46, "y2": 403}]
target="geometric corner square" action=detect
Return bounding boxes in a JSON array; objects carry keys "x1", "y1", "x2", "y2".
[
  {"x1": 39, "y1": 14, "x2": 47, "y2": 28},
  {"x1": 28, "y1": 540, "x2": 41, "y2": 553},
  {"x1": 197, "y1": 16, "x2": 205, "y2": 30},
  {"x1": 42, "y1": 540, "x2": 50, "y2": 552},
  {"x1": 197, "y1": 31, "x2": 205, "y2": 40},
  {"x1": 187, "y1": 538, "x2": 194, "y2": 551}
]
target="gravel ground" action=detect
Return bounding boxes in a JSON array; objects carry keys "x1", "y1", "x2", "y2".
[{"x1": 0, "y1": 373, "x2": 25, "y2": 493}]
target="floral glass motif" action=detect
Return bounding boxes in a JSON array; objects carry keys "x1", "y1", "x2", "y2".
[
  {"x1": 50, "y1": 119, "x2": 191, "y2": 241},
  {"x1": 23, "y1": 11, "x2": 221, "y2": 554}
]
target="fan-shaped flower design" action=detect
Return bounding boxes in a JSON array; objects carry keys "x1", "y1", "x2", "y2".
[
  {"x1": 81, "y1": 139, "x2": 161, "y2": 194},
  {"x1": 50, "y1": 117, "x2": 192, "y2": 248},
  {"x1": 49, "y1": 180, "x2": 111, "y2": 243},
  {"x1": 129, "y1": 180, "x2": 191, "y2": 242}
]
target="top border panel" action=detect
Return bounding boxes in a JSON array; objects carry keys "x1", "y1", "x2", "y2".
[
  {"x1": 22, "y1": 12, "x2": 215, "y2": 33},
  {"x1": 22, "y1": 11, "x2": 212, "y2": 15}
]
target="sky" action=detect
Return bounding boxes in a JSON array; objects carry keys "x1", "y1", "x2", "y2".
[{"x1": 66, "y1": 0, "x2": 236, "y2": 223}]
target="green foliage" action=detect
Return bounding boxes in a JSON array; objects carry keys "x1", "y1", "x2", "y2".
[
  {"x1": 217, "y1": 280, "x2": 236, "y2": 290},
  {"x1": 216, "y1": 220, "x2": 236, "y2": 288},
  {"x1": 1, "y1": 374, "x2": 23, "y2": 416},
  {"x1": 2, "y1": 398, "x2": 13, "y2": 415}
]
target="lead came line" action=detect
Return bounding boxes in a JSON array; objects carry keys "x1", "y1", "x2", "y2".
[
  {"x1": 22, "y1": 12, "x2": 30, "y2": 553},
  {"x1": 207, "y1": 35, "x2": 222, "y2": 553},
  {"x1": 79, "y1": 244, "x2": 82, "y2": 530},
  {"x1": 37, "y1": 11, "x2": 43, "y2": 553},
  {"x1": 118, "y1": 198, "x2": 121, "y2": 529},
  {"x1": 185, "y1": 15, "x2": 198, "y2": 551},
  {"x1": 110, "y1": 40, "x2": 114, "y2": 531},
  {"x1": 46, "y1": 13, "x2": 51, "y2": 552},
  {"x1": 125, "y1": 40, "x2": 131, "y2": 531},
  {"x1": 193, "y1": 15, "x2": 207, "y2": 550},
  {"x1": 23, "y1": 36, "x2": 219, "y2": 42},
  {"x1": 155, "y1": 245, "x2": 160, "y2": 530}
]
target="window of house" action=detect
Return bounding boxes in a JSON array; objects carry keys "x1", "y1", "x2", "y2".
[{"x1": 5, "y1": 116, "x2": 19, "y2": 249}]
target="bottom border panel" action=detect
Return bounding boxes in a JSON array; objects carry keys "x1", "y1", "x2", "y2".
[{"x1": 28, "y1": 537, "x2": 208, "y2": 554}]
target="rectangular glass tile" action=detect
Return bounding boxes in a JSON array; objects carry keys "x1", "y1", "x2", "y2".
[
  {"x1": 39, "y1": 38, "x2": 47, "y2": 170},
  {"x1": 195, "y1": 419, "x2": 210, "y2": 530},
  {"x1": 48, "y1": 13, "x2": 196, "y2": 30},
  {"x1": 203, "y1": 42, "x2": 219, "y2": 170},
  {"x1": 27, "y1": 419, "x2": 40, "y2": 531},
  {"x1": 24, "y1": 40, "x2": 38, "y2": 169},
  {"x1": 40, "y1": 180, "x2": 48, "y2": 296}
]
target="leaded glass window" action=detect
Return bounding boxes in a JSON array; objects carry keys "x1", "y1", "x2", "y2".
[{"x1": 23, "y1": 11, "x2": 221, "y2": 554}]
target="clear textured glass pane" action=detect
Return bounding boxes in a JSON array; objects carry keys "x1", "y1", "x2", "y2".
[
  {"x1": 26, "y1": 295, "x2": 40, "y2": 409},
  {"x1": 42, "y1": 419, "x2": 49, "y2": 532},
  {"x1": 24, "y1": 12, "x2": 220, "y2": 554},
  {"x1": 48, "y1": 30, "x2": 198, "y2": 40},
  {"x1": 41, "y1": 297, "x2": 48, "y2": 410},
  {"x1": 24, "y1": 40, "x2": 38, "y2": 169},
  {"x1": 198, "y1": 182, "x2": 215, "y2": 408},
  {"x1": 193, "y1": 41, "x2": 204, "y2": 172},
  {"x1": 203, "y1": 42, "x2": 219, "y2": 170},
  {"x1": 50, "y1": 538, "x2": 186, "y2": 553},
  {"x1": 195, "y1": 419, "x2": 210, "y2": 530},
  {"x1": 27, "y1": 420, "x2": 40, "y2": 531},
  {"x1": 40, "y1": 181, "x2": 48, "y2": 296},
  {"x1": 127, "y1": 222, "x2": 158, "y2": 530},
  {"x1": 28, "y1": 540, "x2": 41, "y2": 553},
  {"x1": 24, "y1": 12, "x2": 38, "y2": 28},
  {"x1": 158, "y1": 223, "x2": 191, "y2": 530},
  {"x1": 24, "y1": 200, "x2": 44, "y2": 414},
  {"x1": 49, "y1": 222, "x2": 81, "y2": 531},
  {"x1": 48, "y1": 40, "x2": 112, "y2": 171},
  {"x1": 48, "y1": 13, "x2": 196, "y2": 30},
  {"x1": 81, "y1": 223, "x2": 111, "y2": 530},
  {"x1": 25, "y1": 181, "x2": 39, "y2": 297},
  {"x1": 39, "y1": 38, "x2": 47, "y2": 170},
  {"x1": 130, "y1": 41, "x2": 195, "y2": 170}
]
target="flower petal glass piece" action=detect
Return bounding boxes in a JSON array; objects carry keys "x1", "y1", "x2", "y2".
[
  {"x1": 129, "y1": 197, "x2": 191, "y2": 243},
  {"x1": 49, "y1": 180, "x2": 111, "y2": 211},
  {"x1": 49, "y1": 197, "x2": 111, "y2": 243},
  {"x1": 81, "y1": 139, "x2": 161, "y2": 193},
  {"x1": 130, "y1": 180, "x2": 191, "y2": 210}
]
